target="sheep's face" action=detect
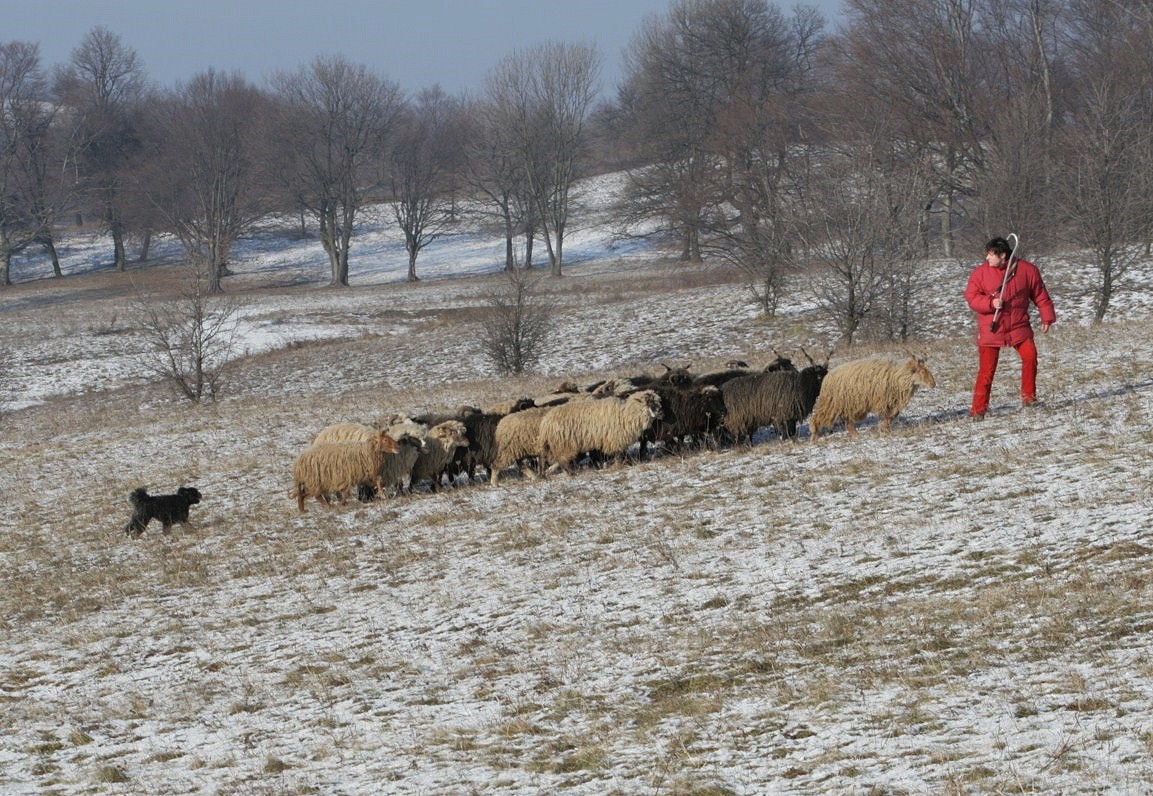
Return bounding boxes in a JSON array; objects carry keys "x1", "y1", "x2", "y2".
[
  {"x1": 702, "y1": 386, "x2": 726, "y2": 419},
  {"x1": 376, "y1": 432, "x2": 400, "y2": 454},
  {"x1": 633, "y1": 390, "x2": 663, "y2": 420},
  {"x1": 397, "y1": 433, "x2": 427, "y2": 453},
  {"x1": 802, "y1": 364, "x2": 828, "y2": 387},
  {"x1": 657, "y1": 364, "x2": 694, "y2": 388},
  {"x1": 905, "y1": 359, "x2": 936, "y2": 389},
  {"x1": 510, "y1": 396, "x2": 536, "y2": 413},
  {"x1": 433, "y1": 420, "x2": 469, "y2": 450}
]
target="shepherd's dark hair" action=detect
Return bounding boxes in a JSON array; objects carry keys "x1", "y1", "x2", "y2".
[{"x1": 984, "y1": 237, "x2": 1012, "y2": 256}]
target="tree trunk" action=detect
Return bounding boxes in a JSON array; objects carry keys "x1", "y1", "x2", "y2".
[
  {"x1": 407, "y1": 248, "x2": 419, "y2": 282},
  {"x1": 110, "y1": 213, "x2": 127, "y2": 271},
  {"x1": 113, "y1": 228, "x2": 127, "y2": 271},
  {"x1": 319, "y1": 209, "x2": 347, "y2": 286},
  {"x1": 550, "y1": 236, "x2": 564, "y2": 278},
  {"x1": 503, "y1": 209, "x2": 516, "y2": 271},
  {"x1": 43, "y1": 239, "x2": 62, "y2": 278},
  {"x1": 1094, "y1": 252, "x2": 1113, "y2": 324},
  {"x1": 207, "y1": 255, "x2": 223, "y2": 294}
]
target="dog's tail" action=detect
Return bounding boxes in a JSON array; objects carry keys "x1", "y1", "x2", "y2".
[{"x1": 129, "y1": 487, "x2": 149, "y2": 507}]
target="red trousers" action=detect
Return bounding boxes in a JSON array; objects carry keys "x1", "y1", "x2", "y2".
[{"x1": 970, "y1": 338, "x2": 1038, "y2": 416}]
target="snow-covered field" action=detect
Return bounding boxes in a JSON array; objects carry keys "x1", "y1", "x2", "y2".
[{"x1": 3, "y1": 175, "x2": 1153, "y2": 794}]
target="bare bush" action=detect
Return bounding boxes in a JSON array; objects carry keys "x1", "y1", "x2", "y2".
[
  {"x1": 133, "y1": 269, "x2": 243, "y2": 402},
  {"x1": 480, "y1": 267, "x2": 553, "y2": 375}
]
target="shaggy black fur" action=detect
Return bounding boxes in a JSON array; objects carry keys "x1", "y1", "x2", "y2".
[{"x1": 124, "y1": 487, "x2": 202, "y2": 538}]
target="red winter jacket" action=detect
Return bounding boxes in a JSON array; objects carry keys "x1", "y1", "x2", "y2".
[{"x1": 964, "y1": 258, "x2": 1056, "y2": 348}]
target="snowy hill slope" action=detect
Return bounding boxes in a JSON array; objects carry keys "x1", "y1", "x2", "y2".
[{"x1": 2, "y1": 174, "x2": 1153, "y2": 793}]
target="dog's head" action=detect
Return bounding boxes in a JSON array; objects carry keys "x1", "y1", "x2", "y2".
[
  {"x1": 176, "y1": 487, "x2": 202, "y2": 505},
  {"x1": 129, "y1": 487, "x2": 150, "y2": 506}
]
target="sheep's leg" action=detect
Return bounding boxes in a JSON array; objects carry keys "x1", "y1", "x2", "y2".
[{"x1": 846, "y1": 421, "x2": 859, "y2": 437}]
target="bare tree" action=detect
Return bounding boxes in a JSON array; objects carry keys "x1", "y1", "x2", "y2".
[
  {"x1": 807, "y1": 46, "x2": 941, "y2": 343},
  {"x1": 141, "y1": 70, "x2": 272, "y2": 293},
  {"x1": 270, "y1": 56, "x2": 403, "y2": 287},
  {"x1": 0, "y1": 41, "x2": 68, "y2": 285},
  {"x1": 968, "y1": 0, "x2": 1066, "y2": 239},
  {"x1": 615, "y1": 0, "x2": 824, "y2": 314},
  {"x1": 1055, "y1": 0, "x2": 1153, "y2": 322},
  {"x1": 617, "y1": 0, "x2": 823, "y2": 274},
  {"x1": 485, "y1": 42, "x2": 601, "y2": 277},
  {"x1": 615, "y1": 4, "x2": 725, "y2": 263},
  {"x1": 839, "y1": 0, "x2": 990, "y2": 257},
  {"x1": 802, "y1": 146, "x2": 889, "y2": 344},
  {"x1": 464, "y1": 97, "x2": 539, "y2": 271},
  {"x1": 53, "y1": 26, "x2": 147, "y2": 272},
  {"x1": 390, "y1": 87, "x2": 463, "y2": 282},
  {"x1": 133, "y1": 268, "x2": 244, "y2": 403},
  {"x1": 480, "y1": 267, "x2": 554, "y2": 375}
]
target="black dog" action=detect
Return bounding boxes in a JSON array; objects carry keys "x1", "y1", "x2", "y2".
[{"x1": 124, "y1": 487, "x2": 202, "y2": 538}]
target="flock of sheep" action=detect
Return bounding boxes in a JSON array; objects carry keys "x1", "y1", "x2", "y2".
[{"x1": 289, "y1": 349, "x2": 937, "y2": 511}]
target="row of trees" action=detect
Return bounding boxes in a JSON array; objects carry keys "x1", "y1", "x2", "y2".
[
  {"x1": 612, "y1": 0, "x2": 1153, "y2": 336},
  {"x1": 4, "y1": 0, "x2": 1153, "y2": 338},
  {"x1": 0, "y1": 30, "x2": 600, "y2": 292}
]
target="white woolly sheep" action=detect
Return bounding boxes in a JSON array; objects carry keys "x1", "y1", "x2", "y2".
[
  {"x1": 408, "y1": 420, "x2": 469, "y2": 493},
  {"x1": 454, "y1": 399, "x2": 535, "y2": 483},
  {"x1": 809, "y1": 354, "x2": 936, "y2": 440},
  {"x1": 489, "y1": 405, "x2": 553, "y2": 485},
  {"x1": 537, "y1": 389, "x2": 663, "y2": 475},
  {"x1": 312, "y1": 422, "x2": 378, "y2": 445},
  {"x1": 291, "y1": 430, "x2": 399, "y2": 512}
]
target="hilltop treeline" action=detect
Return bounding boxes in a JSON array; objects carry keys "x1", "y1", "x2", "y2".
[{"x1": 2, "y1": 0, "x2": 1149, "y2": 332}]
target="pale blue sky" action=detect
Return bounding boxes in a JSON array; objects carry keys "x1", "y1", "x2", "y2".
[{"x1": 9, "y1": 0, "x2": 844, "y2": 97}]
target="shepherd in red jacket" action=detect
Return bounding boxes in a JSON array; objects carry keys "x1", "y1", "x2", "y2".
[{"x1": 964, "y1": 236, "x2": 1057, "y2": 419}]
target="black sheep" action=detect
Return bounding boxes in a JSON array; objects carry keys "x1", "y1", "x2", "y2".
[
  {"x1": 720, "y1": 361, "x2": 827, "y2": 442},
  {"x1": 638, "y1": 383, "x2": 727, "y2": 457}
]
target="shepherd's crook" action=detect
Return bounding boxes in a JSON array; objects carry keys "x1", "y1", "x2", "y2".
[{"x1": 990, "y1": 233, "x2": 1019, "y2": 333}]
